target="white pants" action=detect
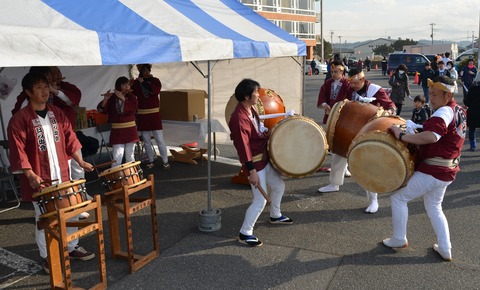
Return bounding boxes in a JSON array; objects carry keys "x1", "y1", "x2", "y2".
[
  {"x1": 390, "y1": 171, "x2": 452, "y2": 250},
  {"x1": 240, "y1": 163, "x2": 285, "y2": 236},
  {"x1": 112, "y1": 142, "x2": 136, "y2": 167},
  {"x1": 68, "y1": 151, "x2": 85, "y2": 180},
  {"x1": 329, "y1": 153, "x2": 377, "y2": 201},
  {"x1": 140, "y1": 130, "x2": 168, "y2": 164},
  {"x1": 33, "y1": 202, "x2": 79, "y2": 259}
]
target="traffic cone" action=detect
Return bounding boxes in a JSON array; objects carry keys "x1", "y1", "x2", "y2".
[
  {"x1": 413, "y1": 72, "x2": 419, "y2": 84},
  {"x1": 375, "y1": 64, "x2": 378, "y2": 70},
  {"x1": 389, "y1": 70, "x2": 393, "y2": 77},
  {"x1": 309, "y1": 67, "x2": 312, "y2": 76}
]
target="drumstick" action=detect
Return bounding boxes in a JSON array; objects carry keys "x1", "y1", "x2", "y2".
[
  {"x1": 39, "y1": 179, "x2": 59, "y2": 186},
  {"x1": 259, "y1": 110, "x2": 295, "y2": 120},
  {"x1": 257, "y1": 184, "x2": 271, "y2": 203}
]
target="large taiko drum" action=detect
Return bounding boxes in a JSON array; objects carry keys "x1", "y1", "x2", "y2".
[
  {"x1": 268, "y1": 115, "x2": 328, "y2": 178},
  {"x1": 98, "y1": 161, "x2": 145, "y2": 192},
  {"x1": 325, "y1": 99, "x2": 386, "y2": 158},
  {"x1": 225, "y1": 88, "x2": 286, "y2": 131},
  {"x1": 347, "y1": 116, "x2": 418, "y2": 193},
  {"x1": 32, "y1": 179, "x2": 90, "y2": 218}
]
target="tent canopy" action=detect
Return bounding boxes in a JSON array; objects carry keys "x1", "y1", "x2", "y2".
[{"x1": 0, "y1": 0, "x2": 305, "y2": 67}]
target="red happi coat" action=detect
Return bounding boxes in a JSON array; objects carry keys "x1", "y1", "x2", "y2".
[
  {"x1": 229, "y1": 103, "x2": 269, "y2": 173},
  {"x1": 131, "y1": 77, "x2": 164, "y2": 131},
  {"x1": 98, "y1": 93, "x2": 139, "y2": 145},
  {"x1": 11, "y1": 81, "x2": 81, "y2": 128},
  {"x1": 317, "y1": 77, "x2": 351, "y2": 124},
  {"x1": 8, "y1": 104, "x2": 82, "y2": 201}
]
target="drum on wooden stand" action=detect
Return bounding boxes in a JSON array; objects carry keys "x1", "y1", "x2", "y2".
[
  {"x1": 32, "y1": 179, "x2": 90, "y2": 218},
  {"x1": 268, "y1": 115, "x2": 328, "y2": 178},
  {"x1": 98, "y1": 161, "x2": 145, "y2": 192},
  {"x1": 347, "y1": 116, "x2": 418, "y2": 193},
  {"x1": 325, "y1": 99, "x2": 386, "y2": 157}
]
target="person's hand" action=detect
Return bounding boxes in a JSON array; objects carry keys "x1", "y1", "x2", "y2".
[
  {"x1": 79, "y1": 161, "x2": 94, "y2": 172},
  {"x1": 137, "y1": 76, "x2": 144, "y2": 83},
  {"x1": 322, "y1": 103, "x2": 331, "y2": 114},
  {"x1": 114, "y1": 90, "x2": 125, "y2": 101},
  {"x1": 102, "y1": 90, "x2": 113, "y2": 101},
  {"x1": 248, "y1": 169, "x2": 260, "y2": 188},
  {"x1": 24, "y1": 169, "x2": 44, "y2": 190},
  {"x1": 49, "y1": 83, "x2": 59, "y2": 95},
  {"x1": 388, "y1": 125, "x2": 402, "y2": 139}
]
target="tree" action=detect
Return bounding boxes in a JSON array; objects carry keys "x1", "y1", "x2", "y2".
[
  {"x1": 393, "y1": 38, "x2": 417, "y2": 51},
  {"x1": 372, "y1": 44, "x2": 394, "y2": 57},
  {"x1": 313, "y1": 37, "x2": 332, "y2": 61}
]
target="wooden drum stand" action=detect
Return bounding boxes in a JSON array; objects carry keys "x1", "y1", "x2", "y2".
[
  {"x1": 37, "y1": 195, "x2": 107, "y2": 290},
  {"x1": 102, "y1": 174, "x2": 159, "y2": 273}
]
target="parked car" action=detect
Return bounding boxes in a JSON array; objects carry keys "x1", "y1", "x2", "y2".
[
  {"x1": 455, "y1": 48, "x2": 478, "y2": 70},
  {"x1": 387, "y1": 53, "x2": 430, "y2": 75},
  {"x1": 305, "y1": 60, "x2": 327, "y2": 75}
]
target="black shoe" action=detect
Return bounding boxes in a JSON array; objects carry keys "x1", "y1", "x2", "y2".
[
  {"x1": 270, "y1": 215, "x2": 293, "y2": 224},
  {"x1": 238, "y1": 233, "x2": 263, "y2": 247},
  {"x1": 42, "y1": 258, "x2": 49, "y2": 274}
]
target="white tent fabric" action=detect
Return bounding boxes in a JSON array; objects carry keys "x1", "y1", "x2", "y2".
[
  {"x1": 0, "y1": 0, "x2": 305, "y2": 66},
  {"x1": 0, "y1": 0, "x2": 306, "y2": 142}
]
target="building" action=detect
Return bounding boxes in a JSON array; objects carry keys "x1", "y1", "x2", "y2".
[
  {"x1": 403, "y1": 43, "x2": 459, "y2": 59},
  {"x1": 240, "y1": 0, "x2": 317, "y2": 60},
  {"x1": 352, "y1": 38, "x2": 395, "y2": 61}
]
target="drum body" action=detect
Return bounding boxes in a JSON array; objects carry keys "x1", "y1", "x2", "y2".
[
  {"x1": 347, "y1": 116, "x2": 417, "y2": 193},
  {"x1": 268, "y1": 116, "x2": 328, "y2": 178},
  {"x1": 32, "y1": 179, "x2": 89, "y2": 218},
  {"x1": 325, "y1": 99, "x2": 385, "y2": 158},
  {"x1": 98, "y1": 161, "x2": 144, "y2": 192},
  {"x1": 225, "y1": 88, "x2": 286, "y2": 131}
]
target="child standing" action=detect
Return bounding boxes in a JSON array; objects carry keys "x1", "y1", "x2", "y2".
[{"x1": 411, "y1": 95, "x2": 429, "y2": 131}]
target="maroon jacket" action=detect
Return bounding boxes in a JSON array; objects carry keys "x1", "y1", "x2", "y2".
[
  {"x1": 131, "y1": 76, "x2": 163, "y2": 131},
  {"x1": 317, "y1": 77, "x2": 351, "y2": 124},
  {"x1": 229, "y1": 103, "x2": 269, "y2": 173}
]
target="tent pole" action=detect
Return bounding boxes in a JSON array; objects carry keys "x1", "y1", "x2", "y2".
[
  {"x1": 198, "y1": 60, "x2": 221, "y2": 232},
  {"x1": 207, "y1": 60, "x2": 212, "y2": 211}
]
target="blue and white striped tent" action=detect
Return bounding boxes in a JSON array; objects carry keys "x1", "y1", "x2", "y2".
[{"x1": 0, "y1": 0, "x2": 306, "y2": 66}]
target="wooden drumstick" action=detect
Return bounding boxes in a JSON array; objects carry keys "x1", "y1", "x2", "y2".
[
  {"x1": 257, "y1": 184, "x2": 271, "y2": 203},
  {"x1": 40, "y1": 179, "x2": 59, "y2": 185}
]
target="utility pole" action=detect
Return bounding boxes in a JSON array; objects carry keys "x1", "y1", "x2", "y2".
[
  {"x1": 338, "y1": 36, "x2": 342, "y2": 58},
  {"x1": 472, "y1": 31, "x2": 475, "y2": 49},
  {"x1": 320, "y1": 0, "x2": 324, "y2": 62},
  {"x1": 330, "y1": 31, "x2": 334, "y2": 56},
  {"x1": 430, "y1": 23, "x2": 435, "y2": 45}
]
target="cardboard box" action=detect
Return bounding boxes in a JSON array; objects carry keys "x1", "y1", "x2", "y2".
[
  {"x1": 160, "y1": 89, "x2": 206, "y2": 121},
  {"x1": 75, "y1": 106, "x2": 88, "y2": 129}
]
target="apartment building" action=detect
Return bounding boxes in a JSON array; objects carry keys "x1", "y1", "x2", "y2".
[{"x1": 240, "y1": 0, "x2": 317, "y2": 59}]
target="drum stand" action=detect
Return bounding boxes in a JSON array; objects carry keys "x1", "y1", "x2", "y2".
[
  {"x1": 103, "y1": 174, "x2": 159, "y2": 273},
  {"x1": 169, "y1": 145, "x2": 207, "y2": 165},
  {"x1": 37, "y1": 195, "x2": 106, "y2": 290}
]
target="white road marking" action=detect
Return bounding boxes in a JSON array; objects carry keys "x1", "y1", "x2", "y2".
[{"x1": 0, "y1": 247, "x2": 42, "y2": 288}]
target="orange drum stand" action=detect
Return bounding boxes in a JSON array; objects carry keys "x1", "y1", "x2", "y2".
[
  {"x1": 37, "y1": 195, "x2": 107, "y2": 290},
  {"x1": 102, "y1": 174, "x2": 159, "y2": 273}
]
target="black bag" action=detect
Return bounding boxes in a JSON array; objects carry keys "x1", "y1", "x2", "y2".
[{"x1": 76, "y1": 131, "x2": 99, "y2": 157}]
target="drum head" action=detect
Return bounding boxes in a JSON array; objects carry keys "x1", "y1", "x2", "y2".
[
  {"x1": 32, "y1": 179, "x2": 86, "y2": 198},
  {"x1": 99, "y1": 161, "x2": 141, "y2": 177},
  {"x1": 269, "y1": 116, "x2": 328, "y2": 178},
  {"x1": 348, "y1": 131, "x2": 411, "y2": 193}
]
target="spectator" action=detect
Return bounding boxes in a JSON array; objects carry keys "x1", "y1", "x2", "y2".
[
  {"x1": 460, "y1": 58, "x2": 477, "y2": 98},
  {"x1": 434, "y1": 61, "x2": 451, "y2": 78},
  {"x1": 411, "y1": 95, "x2": 429, "y2": 128},
  {"x1": 388, "y1": 64, "x2": 411, "y2": 116},
  {"x1": 463, "y1": 74, "x2": 480, "y2": 151},
  {"x1": 381, "y1": 57, "x2": 388, "y2": 76},
  {"x1": 418, "y1": 62, "x2": 435, "y2": 104},
  {"x1": 364, "y1": 57, "x2": 371, "y2": 72}
]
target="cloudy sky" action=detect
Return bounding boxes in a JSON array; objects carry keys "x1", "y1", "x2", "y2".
[{"x1": 318, "y1": 0, "x2": 480, "y2": 44}]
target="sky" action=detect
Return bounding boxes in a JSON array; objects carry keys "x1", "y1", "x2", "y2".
[{"x1": 318, "y1": 0, "x2": 480, "y2": 44}]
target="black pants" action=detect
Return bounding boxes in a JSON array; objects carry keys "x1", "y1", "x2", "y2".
[{"x1": 395, "y1": 103, "x2": 403, "y2": 116}]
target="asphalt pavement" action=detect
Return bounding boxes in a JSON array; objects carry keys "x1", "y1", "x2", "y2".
[{"x1": 1, "y1": 70, "x2": 480, "y2": 289}]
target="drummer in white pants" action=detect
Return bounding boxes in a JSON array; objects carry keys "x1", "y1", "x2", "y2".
[
  {"x1": 318, "y1": 68, "x2": 397, "y2": 214},
  {"x1": 318, "y1": 154, "x2": 378, "y2": 213}
]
